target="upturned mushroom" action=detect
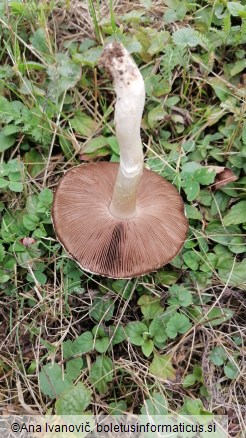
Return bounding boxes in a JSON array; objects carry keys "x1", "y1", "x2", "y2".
[{"x1": 52, "y1": 42, "x2": 188, "y2": 278}]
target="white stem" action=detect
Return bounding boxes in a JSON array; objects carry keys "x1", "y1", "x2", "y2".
[{"x1": 100, "y1": 43, "x2": 145, "y2": 219}]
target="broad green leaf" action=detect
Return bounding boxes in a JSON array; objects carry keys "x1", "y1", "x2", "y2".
[
  {"x1": 166, "y1": 313, "x2": 191, "y2": 339},
  {"x1": 89, "y1": 355, "x2": 113, "y2": 394},
  {"x1": 205, "y1": 221, "x2": 241, "y2": 246},
  {"x1": 95, "y1": 336, "x2": 110, "y2": 353},
  {"x1": 22, "y1": 214, "x2": 39, "y2": 231},
  {"x1": 142, "y1": 339, "x2": 154, "y2": 357},
  {"x1": 0, "y1": 132, "x2": 16, "y2": 152},
  {"x1": 149, "y1": 317, "x2": 168, "y2": 344},
  {"x1": 39, "y1": 363, "x2": 73, "y2": 400},
  {"x1": 149, "y1": 353, "x2": 175, "y2": 380},
  {"x1": 227, "y1": 2, "x2": 245, "y2": 17},
  {"x1": 55, "y1": 382, "x2": 91, "y2": 414},
  {"x1": 0, "y1": 271, "x2": 10, "y2": 283},
  {"x1": 30, "y1": 28, "x2": 50, "y2": 54},
  {"x1": 223, "y1": 201, "x2": 246, "y2": 226},
  {"x1": 141, "y1": 392, "x2": 168, "y2": 415},
  {"x1": 183, "y1": 251, "x2": 200, "y2": 271},
  {"x1": 182, "y1": 374, "x2": 197, "y2": 388},
  {"x1": 224, "y1": 361, "x2": 239, "y2": 379},
  {"x1": 74, "y1": 47, "x2": 103, "y2": 67},
  {"x1": 209, "y1": 347, "x2": 227, "y2": 366},
  {"x1": 194, "y1": 168, "x2": 216, "y2": 185},
  {"x1": 185, "y1": 204, "x2": 202, "y2": 220},
  {"x1": 183, "y1": 179, "x2": 200, "y2": 201},
  {"x1": 73, "y1": 331, "x2": 94, "y2": 354},
  {"x1": 179, "y1": 398, "x2": 209, "y2": 415},
  {"x1": 70, "y1": 111, "x2": 98, "y2": 137},
  {"x1": 228, "y1": 237, "x2": 246, "y2": 254},
  {"x1": 204, "y1": 308, "x2": 233, "y2": 326},
  {"x1": 66, "y1": 358, "x2": 83, "y2": 381},
  {"x1": 111, "y1": 279, "x2": 132, "y2": 299},
  {"x1": 148, "y1": 31, "x2": 169, "y2": 55},
  {"x1": 173, "y1": 28, "x2": 201, "y2": 47},
  {"x1": 154, "y1": 270, "x2": 179, "y2": 285},
  {"x1": 138, "y1": 295, "x2": 163, "y2": 319},
  {"x1": 148, "y1": 105, "x2": 167, "y2": 129},
  {"x1": 0, "y1": 178, "x2": 9, "y2": 188},
  {"x1": 8, "y1": 181, "x2": 23, "y2": 192},
  {"x1": 219, "y1": 259, "x2": 246, "y2": 285},
  {"x1": 89, "y1": 296, "x2": 114, "y2": 322},
  {"x1": 108, "y1": 400, "x2": 128, "y2": 415},
  {"x1": 167, "y1": 285, "x2": 193, "y2": 307},
  {"x1": 109, "y1": 326, "x2": 126, "y2": 345},
  {"x1": 37, "y1": 187, "x2": 53, "y2": 212},
  {"x1": 125, "y1": 322, "x2": 147, "y2": 346}
]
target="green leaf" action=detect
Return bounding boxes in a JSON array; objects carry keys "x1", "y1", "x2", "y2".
[
  {"x1": 0, "y1": 178, "x2": 9, "y2": 188},
  {"x1": 30, "y1": 28, "x2": 50, "y2": 54},
  {"x1": 182, "y1": 374, "x2": 197, "y2": 388},
  {"x1": 185, "y1": 204, "x2": 202, "y2": 220},
  {"x1": 227, "y1": 2, "x2": 246, "y2": 16},
  {"x1": 183, "y1": 251, "x2": 200, "y2": 271},
  {"x1": 137, "y1": 295, "x2": 163, "y2": 319},
  {"x1": 95, "y1": 336, "x2": 110, "y2": 354},
  {"x1": 166, "y1": 313, "x2": 191, "y2": 339},
  {"x1": 224, "y1": 361, "x2": 239, "y2": 379},
  {"x1": 154, "y1": 270, "x2": 179, "y2": 285},
  {"x1": 55, "y1": 382, "x2": 91, "y2": 414},
  {"x1": 22, "y1": 214, "x2": 39, "y2": 231},
  {"x1": 66, "y1": 358, "x2": 83, "y2": 381},
  {"x1": 205, "y1": 221, "x2": 242, "y2": 246},
  {"x1": 141, "y1": 392, "x2": 168, "y2": 415},
  {"x1": 142, "y1": 339, "x2": 154, "y2": 357},
  {"x1": 8, "y1": 181, "x2": 23, "y2": 192},
  {"x1": 148, "y1": 31, "x2": 169, "y2": 55},
  {"x1": 219, "y1": 259, "x2": 246, "y2": 286},
  {"x1": 125, "y1": 322, "x2": 147, "y2": 346},
  {"x1": 223, "y1": 201, "x2": 246, "y2": 226},
  {"x1": 109, "y1": 325, "x2": 126, "y2": 345},
  {"x1": 89, "y1": 355, "x2": 113, "y2": 394},
  {"x1": 73, "y1": 331, "x2": 94, "y2": 354},
  {"x1": 209, "y1": 347, "x2": 227, "y2": 366},
  {"x1": 149, "y1": 317, "x2": 168, "y2": 344},
  {"x1": 89, "y1": 296, "x2": 114, "y2": 322},
  {"x1": 74, "y1": 46, "x2": 103, "y2": 67},
  {"x1": 167, "y1": 285, "x2": 193, "y2": 307},
  {"x1": 108, "y1": 400, "x2": 127, "y2": 415},
  {"x1": 183, "y1": 179, "x2": 200, "y2": 201},
  {"x1": 0, "y1": 132, "x2": 16, "y2": 152},
  {"x1": 148, "y1": 105, "x2": 167, "y2": 129},
  {"x1": 173, "y1": 28, "x2": 201, "y2": 47},
  {"x1": 179, "y1": 397, "x2": 208, "y2": 415},
  {"x1": 204, "y1": 308, "x2": 234, "y2": 326},
  {"x1": 39, "y1": 363, "x2": 73, "y2": 400},
  {"x1": 149, "y1": 353, "x2": 175, "y2": 380},
  {"x1": 194, "y1": 168, "x2": 216, "y2": 185},
  {"x1": 70, "y1": 111, "x2": 98, "y2": 137},
  {"x1": 0, "y1": 271, "x2": 10, "y2": 283}
]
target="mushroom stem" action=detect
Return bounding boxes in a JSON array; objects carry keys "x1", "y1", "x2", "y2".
[{"x1": 100, "y1": 43, "x2": 145, "y2": 219}]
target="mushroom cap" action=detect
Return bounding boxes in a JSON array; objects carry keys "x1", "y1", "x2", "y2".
[{"x1": 52, "y1": 162, "x2": 188, "y2": 278}]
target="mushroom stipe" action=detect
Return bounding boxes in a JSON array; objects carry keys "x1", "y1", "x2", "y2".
[{"x1": 52, "y1": 162, "x2": 188, "y2": 279}]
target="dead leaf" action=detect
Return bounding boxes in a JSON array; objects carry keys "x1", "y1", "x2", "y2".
[{"x1": 212, "y1": 168, "x2": 238, "y2": 190}]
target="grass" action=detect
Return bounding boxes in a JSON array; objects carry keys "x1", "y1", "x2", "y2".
[{"x1": 0, "y1": 0, "x2": 245, "y2": 436}]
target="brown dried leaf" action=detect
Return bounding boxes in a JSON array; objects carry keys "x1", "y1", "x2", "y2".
[{"x1": 212, "y1": 168, "x2": 238, "y2": 191}]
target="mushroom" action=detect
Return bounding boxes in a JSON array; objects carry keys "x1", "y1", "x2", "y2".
[{"x1": 52, "y1": 42, "x2": 188, "y2": 278}]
